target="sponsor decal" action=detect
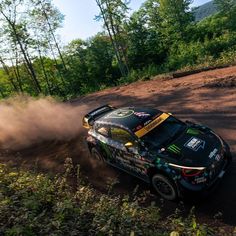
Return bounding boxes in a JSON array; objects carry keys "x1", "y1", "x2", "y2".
[
  {"x1": 99, "y1": 141, "x2": 113, "y2": 159},
  {"x1": 135, "y1": 113, "x2": 170, "y2": 138},
  {"x1": 134, "y1": 125, "x2": 143, "y2": 132},
  {"x1": 107, "y1": 109, "x2": 134, "y2": 118},
  {"x1": 209, "y1": 148, "x2": 218, "y2": 159},
  {"x1": 167, "y1": 144, "x2": 181, "y2": 154},
  {"x1": 116, "y1": 155, "x2": 147, "y2": 175},
  {"x1": 215, "y1": 154, "x2": 222, "y2": 162},
  {"x1": 134, "y1": 112, "x2": 151, "y2": 117},
  {"x1": 195, "y1": 176, "x2": 207, "y2": 184},
  {"x1": 144, "y1": 120, "x2": 152, "y2": 126},
  {"x1": 184, "y1": 137, "x2": 205, "y2": 151}
]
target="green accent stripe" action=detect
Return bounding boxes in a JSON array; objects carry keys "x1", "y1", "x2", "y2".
[
  {"x1": 168, "y1": 144, "x2": 181, "y2": 154},
  {"x1": 170, "y1": 146, "x2": 179, "y2": 152},
  {"x1": 187, "y1": 128, "x2": 199, "y2": 135},
  {"x1": 172, "y1": 144, "x2": 181, "y2": 151},
  {"x1": 170, "y1": 149, "x2": 178, "y2": 154},
  {"x1": 168, "y1": 147, "x2": 180, "y2": 154}
]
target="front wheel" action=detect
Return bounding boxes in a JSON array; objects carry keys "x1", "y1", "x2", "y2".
[{"x1": 151, "y1": 174, "x2": 178, "y2": 201}]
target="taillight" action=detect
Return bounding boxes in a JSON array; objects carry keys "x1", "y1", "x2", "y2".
[{"x1": 182, "y1": 169, "x2": 203, "y2": 177}]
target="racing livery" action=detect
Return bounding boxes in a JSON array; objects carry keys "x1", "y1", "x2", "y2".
[{"x1": 83, "y1": 105, "x2": 232, "y2": 200}]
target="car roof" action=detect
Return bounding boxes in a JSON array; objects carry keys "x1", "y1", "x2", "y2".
[{"x1": 95, "y1": 107, "x2": 163, "y2": 133}]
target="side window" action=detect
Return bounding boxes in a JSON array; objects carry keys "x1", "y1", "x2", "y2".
[
  {"x1": 110, "y1": 127, "x2": 134, "y2": 144},
  {"x1": 95, "y1": 124, "x2": 109, "y2": 137}
]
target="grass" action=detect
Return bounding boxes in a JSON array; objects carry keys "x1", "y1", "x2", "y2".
[{"x1": 0, "y1": 158, "x2": 211, "y2": 236}]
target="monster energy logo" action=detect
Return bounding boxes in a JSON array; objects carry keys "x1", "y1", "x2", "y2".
[{"x1": 168, "y1": 144, "x2": 181, "y2": 154}]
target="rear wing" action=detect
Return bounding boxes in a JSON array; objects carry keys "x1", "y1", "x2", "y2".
[{"x1": 82, "y1": 104, "x2": 115, "y2": 129}]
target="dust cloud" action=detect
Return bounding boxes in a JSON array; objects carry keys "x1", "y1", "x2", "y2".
[{"x1": 0, "y1": 96, "x2": 84, "y2": 150}]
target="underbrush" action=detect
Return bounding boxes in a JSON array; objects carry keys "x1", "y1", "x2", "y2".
[
  {"x1": 0, "y1": 160, "x2": 211, "y2": 236},
  {"x1": 117, "y1": 32, "x2": 236, "y2": 86},
  {"x1": 118, "y1": 64, "x2": 164, "y2": 84},
  {"x1": 170, "y1": 46, "x2": 236, "y2": 74}
]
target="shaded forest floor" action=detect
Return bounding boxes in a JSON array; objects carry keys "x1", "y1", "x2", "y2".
[{"x1": 1, "y1": 65, "x2": 236, "y2": 234}]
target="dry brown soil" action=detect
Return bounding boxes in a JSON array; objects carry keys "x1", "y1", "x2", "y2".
[{"x1": 1, "y1": 66, "x2": 236, "y2": 231}]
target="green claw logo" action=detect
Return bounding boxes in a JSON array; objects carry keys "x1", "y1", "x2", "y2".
[{"x1": 168, "y1": 144, "x2": 181, "y2": 154}]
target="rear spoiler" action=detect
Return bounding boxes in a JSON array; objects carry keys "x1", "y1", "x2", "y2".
[{"x1": 82, "y1": 104, "x2": 115, "y2": 129}]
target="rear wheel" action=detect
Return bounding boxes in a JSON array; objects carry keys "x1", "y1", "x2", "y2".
[
  {"x1": 91, "y1": 148, "x2": 105, "y2": 162},
  {"x1": 152, "y1": 174, "x2": 178, "y2": 201}
]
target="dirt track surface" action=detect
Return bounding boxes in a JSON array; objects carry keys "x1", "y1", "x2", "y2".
[{"x1": 1, "y1": 66, "x2": 236, "y2": 229}]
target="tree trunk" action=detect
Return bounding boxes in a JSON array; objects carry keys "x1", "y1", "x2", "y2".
[
  {"x1": 0, "y1": 86, "x2": 5, "y2": 98},
  {"x1": 115, "y1": 24, "x2": 129, "y2": 74},
  {"x1": 41, "y1": 6, "x2": 67, "y2": 72},
  {"x1": 14, "y1": 28, "x2": 41, "y2": 93},
  {"x1": 10, "y1": 57, "x2": 23, "y2": 93},
  {"x1": 96, "y1": 0, "x2": 127, "y2": 77},
  {"x1": 0, "y1": 9, "x2": 42, "y2": 94},
  {"x1": 104, "y1": 0, "x2": 129, "y2": 76},
  {"x1": 47, "y1": 38, "x2": 67, "y2": 88},
  {"x1": 36, "y1": 41, "x2": 52, "y2": 95}
]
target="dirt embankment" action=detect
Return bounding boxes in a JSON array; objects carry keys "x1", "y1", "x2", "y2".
[{"x1": 1, "y1": 66, "x2": 236, "y2": 230}]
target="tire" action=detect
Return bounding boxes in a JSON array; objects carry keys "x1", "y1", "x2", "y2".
[
  {"x1": 91, "y1": 148, "x2": 105, "y2": 162},
  {"x1": 151, "y1": 174, "x2": 178, "y2": 201}
]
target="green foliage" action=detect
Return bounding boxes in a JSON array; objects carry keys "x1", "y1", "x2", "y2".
[
  {"x1": 0, "y1": 0, "x2": 236, "y2": 100},
  {"x1": 166, "y1": 29, "x2": 236, "y2": 71},
  {"x1": 119, "y1": 64, "x2": 163, "y2": 84},
  {"x1": 0, "y1": 162, "x2": 210, "y2": 236},
  {"x1": 159, "y1": 0, "x2": 193, "y2": 42},
  {"x1": 214, "y1": 0, "x2": 236, "y2": 13}
]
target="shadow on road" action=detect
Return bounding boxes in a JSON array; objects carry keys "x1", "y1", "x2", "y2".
[{"x1": 1, "y1": 79, "x2": 236, "y2": 226}]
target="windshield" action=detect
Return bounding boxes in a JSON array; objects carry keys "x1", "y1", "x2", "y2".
[{"x1": 140, "y1": 116, "x2": 186, "y2": 150}]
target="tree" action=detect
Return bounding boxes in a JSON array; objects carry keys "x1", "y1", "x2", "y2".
[
  {"x1": 159, "y1": 0, "x2": 193, "y2": 43},
  {"x1": 95, "y1": 0, "x2": 130, "y2": 77},
  {"x1": 0, "y1": 0, "x2": 43, "y2": 94},
  {"x1": 215, "y1": 0, "x2": 236, "y2": 30},
  {"x1": 29, "y1": 0, "x2": 69, "y2": 94},
  {"x1": 62, "y1": 34, "x2": 117, "y2": 95},
  {"x1": 85, "y1": 34, "x2": 115, "y2": 86},
  {"x1": 0, "y1": 0, "x2": 67, "y2": 97},
  {"x1": 126, "y1": 0, "x2": 169, "y2": 69},
  {"x1": 214, "y1": 0, "x2": 236, "y2": 13}
]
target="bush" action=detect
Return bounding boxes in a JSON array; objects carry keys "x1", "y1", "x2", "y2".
[
  {"x1": 165, "y1": 32, "x2": 236, "y2": 72},
  {"x1": 0, "y1": 161, "x2": 211, "y2": 236},
  {"x1": 118, "y1": 64, "x2": 164, "y2": 85}
]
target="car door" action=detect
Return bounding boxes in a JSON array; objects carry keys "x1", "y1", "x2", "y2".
[
  {"x1": 93, "y1": 123, "x2": 114, "y2": 162},
  {"x1": 109, "y1": 126, "x2": 150, "y2": 182}
]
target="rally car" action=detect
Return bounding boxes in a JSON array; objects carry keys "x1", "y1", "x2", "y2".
[{"x1": 82, "y1": 105, "x2": 232, "y2": 200}]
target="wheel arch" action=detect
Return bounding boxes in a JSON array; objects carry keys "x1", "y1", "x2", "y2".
[
  {"x1": 147, "y1": 167, "x2": 181, "y2": 199},
  {"x1": 147, "y1": 167, "x2": 172, "y2": 180},
  {"x1": 87, "y1": 141, "x2": 96, "y2": 153}
]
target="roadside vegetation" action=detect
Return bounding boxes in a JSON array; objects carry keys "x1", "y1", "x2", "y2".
[
  {"x1": 0, "y1": 160, "x2": 211, "y2": 236},
  {"x1": 0, "y1": 0, "x2": 236, "y2": 99},
  {"x1": 0, "y1": 1, "x2": 235, "y2": 234}
]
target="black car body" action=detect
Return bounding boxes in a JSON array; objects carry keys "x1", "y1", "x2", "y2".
[{"x1": 83, "y1": 105, "x2": 232, "y2": 200}]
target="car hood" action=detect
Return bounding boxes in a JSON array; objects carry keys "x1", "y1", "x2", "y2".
[{"x1": 165, "y1": 127, "x2": 223, "y2": 167}]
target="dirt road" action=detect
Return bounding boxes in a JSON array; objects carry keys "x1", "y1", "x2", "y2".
[{"x1": 1, "y1": 66, "x2": 236, "y2": 227}]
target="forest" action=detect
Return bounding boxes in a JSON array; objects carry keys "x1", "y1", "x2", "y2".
[{"x1": 0, "y1": 0, "x2": 236, "y2": 99}]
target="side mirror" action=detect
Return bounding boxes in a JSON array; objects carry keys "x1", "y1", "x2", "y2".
[{"x1": 125, "y1": 142, "x2": 133, "y2": 149}]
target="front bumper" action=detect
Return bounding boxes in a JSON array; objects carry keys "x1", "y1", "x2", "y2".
[{"x1": 178, "y1": 148, "x2": 232, "y2": 194}]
